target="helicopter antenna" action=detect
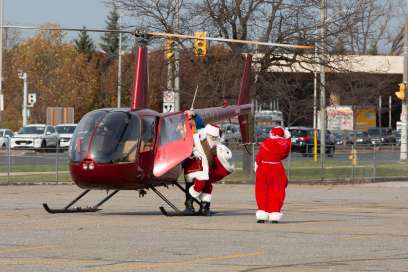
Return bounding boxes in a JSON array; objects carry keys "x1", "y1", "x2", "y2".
[{"x1": 190, "y1": 84, "x2": 199, "y2": 110}]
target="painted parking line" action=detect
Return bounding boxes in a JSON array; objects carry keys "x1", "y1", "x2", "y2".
[
  {"x1": 83, "y1": 251, "x2": 264, "y2": 272},
  {"x1": 0, "y1": 245, "x2": 56, "y2": 254}
]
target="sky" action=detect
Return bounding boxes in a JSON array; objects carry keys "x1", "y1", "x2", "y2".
[{"x1": 4, "y1": 0, "x2": 113, "y2": 43}]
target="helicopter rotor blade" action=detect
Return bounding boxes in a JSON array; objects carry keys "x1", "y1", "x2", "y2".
[
  {"x1": 2, "y1": 25, "x2": 135, "y2": 34},
  {"x1": 147, "y1": 31, "x2": 314, "y2": 49},
  {"x1": 2, "y1": 24, "x2": 314, "y2": 49}
]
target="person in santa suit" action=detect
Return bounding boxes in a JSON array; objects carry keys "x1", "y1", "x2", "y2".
[
  {"x1": 183, "y1": 122, "x2": 234, "y2": 215},
  {"x1": 182, "y1": 111, "x2": 205, "y2": 214},
  {"x1": 254, "y1": 126, "x2": 291, "y2": 223}
]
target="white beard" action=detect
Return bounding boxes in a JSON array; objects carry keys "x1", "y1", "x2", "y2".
[{"x1": 207, "y1": 136, "x2": 219, "y2": 148}]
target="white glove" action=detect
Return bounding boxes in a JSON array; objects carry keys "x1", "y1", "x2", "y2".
[
  {"x1": 192, "y1": 148, "x2": 203, "y2": 159},
  {"x1": 254, "y1": 162, "x2": 258, "y2": 172}
]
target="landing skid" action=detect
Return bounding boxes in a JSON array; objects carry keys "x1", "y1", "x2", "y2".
[
  {"x1": 150, "y1": 181, "x2": 204, "y2": 217},
  {"x1": 159, "y1": 206, "x2": 217, "y2": 217},
  {"x1": 43, "y1": 189, "x2": 120, "y2": 214}
]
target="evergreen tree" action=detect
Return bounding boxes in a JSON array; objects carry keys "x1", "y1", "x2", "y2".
[
  {"x1": 74, "y1": 27, "x2": 95, "y2": 55},
  {"x1": 100, "y1": 6, "x2": 126, "y2": 59}
]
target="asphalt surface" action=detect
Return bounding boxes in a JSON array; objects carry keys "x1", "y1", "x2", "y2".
[{"x1": 0, "y1": 183, "x2": 408, "y2": 271}]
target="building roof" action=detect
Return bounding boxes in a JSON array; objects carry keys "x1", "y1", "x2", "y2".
[{"x1": 257, "y1": 54, "x2": 404, "y2": 74}]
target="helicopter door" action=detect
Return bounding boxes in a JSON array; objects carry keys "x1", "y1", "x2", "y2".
[{"x1": 153, "y1": 113, "x2": 193, "y2": 177}]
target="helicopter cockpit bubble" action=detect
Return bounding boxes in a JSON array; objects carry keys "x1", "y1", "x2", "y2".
[{"x1": 69, "y1": 110, "x2": 141, "y2": 164}]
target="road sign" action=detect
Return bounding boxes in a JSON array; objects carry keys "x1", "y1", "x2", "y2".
[
  {"x1": 28, "y1": 93, "x2": 37, "y2": 107},
  {"x1": 163, "y1": 102, "x2": 175, "y2": 113},
  {"x1": 163, "y1": 91, "x2": 175, "y2": 103}
]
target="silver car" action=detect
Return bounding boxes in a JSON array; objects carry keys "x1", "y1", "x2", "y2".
[
  {"x1": 55, "y1": 123, "x2": 77, "y2": 149},
  {"x1": 11, "y1": 124, "x2": 59, "y2": 151},
  {"x1": 0, "y1": 129, "x2": 14, "y2": 148}
]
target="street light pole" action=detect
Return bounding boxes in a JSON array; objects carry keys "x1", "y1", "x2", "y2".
[
  {"x1": 117, "y1": 13, "x2": 122, "y2": 108},
  {"x1": 320, "y1": 0, "x2": 327, "y2": 169},
  {"x1": 174, "y1": 0, "x2": 181, "y2": 112},
  {"x1": 0, "y1": 0, "x2": 3, "y2": 121},
  {"x1": 18, "y1": 72, "x2": 28, "y2": 126}
]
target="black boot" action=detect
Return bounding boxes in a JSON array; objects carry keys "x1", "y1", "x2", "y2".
[
  {"x1": 200, "y1": 201, "x2": 211, "y2": 216},
  {"x1": 183, "y1": 182, "x2": 195, "y2": 214}
]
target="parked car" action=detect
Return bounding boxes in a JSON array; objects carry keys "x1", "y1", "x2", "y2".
[
  {"x1": 355, "y1": 131, "x2": 370, "y2": 145},
  {"x1": 288, "y1": 126, "x2": 335, "y2": 156},
  {"x1": 55, "y1": 123, "x2": 77, "y2": 149},
  {"x1": 255, "y1": 125, "x2": 273, "y2": 142},
  {"x1": 220, "y1": 123, "x2": 241, "y2": 145},
  {"x1": 367, "y1": 127, "x2": 396, "y2": 145},
  {"x1": 0, "y1": 128, "x2": 14, "y2": 148},
  {"x1": 395, "y1": 130, "x2": 401, "y2": 145},
  {"x1": 10, "y1": 124, "x2": 59, "y2": 151}
]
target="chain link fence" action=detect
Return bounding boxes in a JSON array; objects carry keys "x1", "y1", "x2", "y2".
[
  {"x1": 225, "y1": 142, "x2": 408, "y2": 184},
  {"x1": 1, "y1": 141, "x2": 408, "y2": 185}
]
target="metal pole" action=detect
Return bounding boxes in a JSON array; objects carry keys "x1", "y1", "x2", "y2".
[
  {"x1": 7, "y1": 136, "x2": 10, "y2": 184},
  {"x1": 174, "y1": 0, "x2": 181, "y2": 112},
  {"x1": 56, "y1": 141, "x2": 59, "y2": 184},
  {"x1": 401, "y1": 16, "x2": 408, "y2": 161},
  {"x1": 313, "y1": 43, "x2": 318, "y2": 162},
  {"x1": 389, "y1": 96, "x2": 392, "y2": 129},
  {"x1": 0, "y1": 0, "x2": 3, "y2": 122},
  {"x1": 21, "y1": 72, "x2": 28, "y2": 126},
  {"x1": 320, "y1": 0, "x2": 327, "y2": 173},
  {"x1": 117, "y1": 14, "x2": 122, "y2": 108}
]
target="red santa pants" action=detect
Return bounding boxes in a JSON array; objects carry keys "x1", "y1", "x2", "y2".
[
  {"x1": 193, "y1": 179, "x2": 213, "y2": 194},
  {"x1": 255, "y1": 163, "x2": 287, "y2": 213}
]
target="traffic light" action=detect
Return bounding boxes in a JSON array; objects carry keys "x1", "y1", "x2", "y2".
[
  {"x1": 395, "y1": 83, "x2": 406, "y2": 100},
  {"x1": 164, "y1": 39, "x2": 174, "y2": 60},
  {"x1": 194, "y1": 32, "x2": 207, "y2": 57}
]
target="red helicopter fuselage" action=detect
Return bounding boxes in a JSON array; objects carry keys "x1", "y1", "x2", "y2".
[{"x1": 69, "y1": 108, "x2": 195, "y2": 190}]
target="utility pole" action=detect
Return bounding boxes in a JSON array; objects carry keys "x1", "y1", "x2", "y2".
[
  {"x1": 320, "y1": 0, "x2": 327, "y2": 168},
  {"x1": 0, "y1": 0, "x2": 3, "y2": 121},
  {"x1": 174, "y1": 0, "x2": 181, "y2": 112},
  {"x1": 117, "y1": 13, "x2": 122, "y2": 108},
  {"x1": 401, "y1": 16, "x2": 408, "y2": 161},
  {"x1": 389, "y1": 96, "x2": 392, "y2": 129}
]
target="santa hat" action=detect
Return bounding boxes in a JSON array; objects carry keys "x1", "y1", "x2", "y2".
[
  {"x1": 270, "y1": 127, "x2": 284, "y2": 138},
  {"x1": 205, "y1": 124, "x2": 220, "y2": 137}
]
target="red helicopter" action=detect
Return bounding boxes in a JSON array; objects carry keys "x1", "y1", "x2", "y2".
[{"x1": 4, "y1": 25, "x2": 313, "y2": 215}]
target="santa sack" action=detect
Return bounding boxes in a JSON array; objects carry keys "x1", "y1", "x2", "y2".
[{"x1": 209, "y1": 144, "x2": 234, "y2": 183}]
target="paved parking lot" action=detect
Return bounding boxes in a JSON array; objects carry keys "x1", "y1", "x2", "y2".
[{"x1": 0, "y1": 183, "x2": 408, "y2": 271}]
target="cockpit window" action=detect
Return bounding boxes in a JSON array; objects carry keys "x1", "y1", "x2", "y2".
[
  {"x1": 70, "y1": 111, "x2": 141, "y2": 163},
  {"x1": 69, "y1": 110, "x2": 107, "y2": 162},
  {"x1": 159, "y1": 114, "x2": 186, "y2": 146}
]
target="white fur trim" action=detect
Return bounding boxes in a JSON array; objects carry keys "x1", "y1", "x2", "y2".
[
  {"x1": 216, "y1": 144, "x2": 234, "y2": 172},
  {"x1": 200, "y1": 193, "x2": 212, "y2": 202},
  {"x1": 185, "y1": 171, "x2": 208, "y2": 183},
  {"x1": 189, "y1": 186, "x2": 201, "y2": 200},
  {"x1": 184, "y1": 133, "x2": 209, "y2": 182},
  {"x1": 254, "y1": 162, "x2": 258, "y2": 172},
  {"x1": 256, "y1": 210, "x2": 269, "y2": 220},
  {"x1": 269, "y1": 212, "x2": 283, "y2": 222},
  {"x1": 205, "y1": 124, "x2": 220, "y2": 137}
]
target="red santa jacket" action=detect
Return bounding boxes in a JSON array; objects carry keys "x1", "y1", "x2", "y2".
[{"x1": 256, "y1": 137, "x2": 291, "y2": 165}]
